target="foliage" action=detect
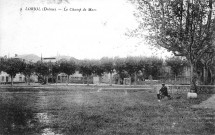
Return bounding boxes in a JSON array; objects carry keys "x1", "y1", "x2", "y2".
[
  {"x1": 78, "y1": 60, "x2": 94, "y2": 77},
  {"x1": 129, "y1": 0, "x2": 215, "y2": 90},
  {"x1": 34, "y1": 61, "x2": 50, "y2": 78},
  {"x1": 165, "y1": 57, "x2": 188, "y2": 77},
  {"x1": 130, "y1": 0, "x2": 215, "y2": 60},
  {"x1": 114, "y1": 57, "x2": 126, "y2": 83},
  {"x1": 0, "y1": 58, "x2": 6, "y2": 72},
  {"x1": 113, "y1": 56, "x2": 163, "y2": 84},
  {"x1": 2, "y1": 58, "x2": 25, "y2": 78},
  {"x1": 20, "y1": 62, "x2": 35, "y2": 85},
  {"x1": 144, "y1": 57, "x2": 163, "y2": 79},
  {"x1": 100, "y1": 57, "x2": 114, "y2": 74},
  {"x1": 199, "y1": 45, "x2": 215, "y2": 84},
  {"x1": 60, "y1": 60, "x2": 76, "y2": 76},
  {"x1": 77, "y1": 59, "x2": 95, "y2": 85},
  {"x1": 0, "y1": 58, "x2": 25, "y2": 85},
  {"x1": 52, "y1": 62, "x2": 61, "y2": 77},
  {"x1": 100, "y1": 57, "x2": 115, "y2": 85},
  {"x1": 124, "y1": 56, "x2": 141, "y2": 76},
  {"x1": 91, "y1": 60, "x2": 104, "y2": 77},
  {"x1": 21, "y1": 62, "x2": 35, "y2": 77}
]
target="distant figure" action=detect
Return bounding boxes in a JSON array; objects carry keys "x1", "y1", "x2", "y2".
[{"x1": 157, "y1": 83, "x2": 171, "y2": 102}]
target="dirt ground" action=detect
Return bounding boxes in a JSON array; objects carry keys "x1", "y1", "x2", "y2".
[{"x1": 193, "y1": 94, "x2": 215, "y2": 109}]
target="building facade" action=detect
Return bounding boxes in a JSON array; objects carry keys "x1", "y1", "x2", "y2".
[{"x1": 0, "y1": 71, "x2": 25, "y2": 84}]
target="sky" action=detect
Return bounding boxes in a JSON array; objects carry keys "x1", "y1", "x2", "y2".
[{"x1": 0, "y1": 0, "x2": 172, "y2": 59}]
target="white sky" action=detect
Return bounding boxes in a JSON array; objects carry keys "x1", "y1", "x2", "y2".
[{"x1": 0, "y1": 0, "x2": 172, "y2": 59}]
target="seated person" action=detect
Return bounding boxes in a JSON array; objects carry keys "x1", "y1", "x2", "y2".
[{"x1": 157, "y1": 83, "x2": 171, "y2": 101}]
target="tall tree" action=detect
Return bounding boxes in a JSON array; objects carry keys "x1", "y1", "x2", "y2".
[
  {"x1": 52, "y1": 62, "x2": 61, "y2": 83},
  {"x1": 130, "y1": 0, "x2": 215, "y2": 92},
  {"x1": 78, "y1": 60, "x2": 94, "y2": 85},
  {"x1": 101, "y1": 57, "x2": 114, "y2": 86},
  {"x1": 34, "y1": 61, "x2": 50, "y2": 84},
  {"x1": 124, "y1": 56, "x2": 143, "y2": 85},
  {"x1": 91, "y1": 60, "x2": 105, "y2": 84},
  {"x1": 60, "y1": 60, "x2": 76, "y2": 85},
  {"x1": 3, "y1": 58, "x2": 25, "y2": 86},
  {"x1": 0, "y1": 57, "x2": 6, "y2": 72},
  {"x1": 21, "y1": 62, "x2": 35, "y2": 85},
  {"x1": 114, "y1": 57, "x2": 126, "y2": 84}
]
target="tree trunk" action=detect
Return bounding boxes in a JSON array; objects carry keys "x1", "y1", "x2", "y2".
[
  {"x1": 28, "y1": 75, "x2": 30, "y2": 85},
  {"x1": 208, "y1": 68, "x2": 212, "y2": 85},
  {"x1": 118, "y1": 77, "x2": 120, "y2": 85},
  {"x1": 190, "y1": 63, "x2": 197, "y2": 93},
  {"x1": 56, "y1": 75, "x2": 58, "y2": 84},
  {"x1": 11, "y1": 75, "x2": 13, "y2": 86},
  {"x1": 52, "y1": 75, "x2": 54, "y2": 83},
  {"x1": 46, "y1": 76, "x2": 48, "y2": 84},
  {"x1": 83, "y1": 76, "x2": 85, "y2": 84},
  {"x1": 109, "y1": 72, "x2": 112, "y2": 86},
  {"x1": 99, "y1": 76, "x2": 101, "y2": 84},
  {"x1": 134, "y1": 71, "x2": 137, "y2": 86},
  {"x1": 87, "y1": 75, "x2": 89, "y2": 86},
  {"x1": 67, "y1": 75, "x2": 69, "y2": 85},
  {"x1": 203, "y1": 66, "x2": 208, "y2": 85},
  {"x1": 129, "y1": 75, "x2": 132, "y2": 86}
]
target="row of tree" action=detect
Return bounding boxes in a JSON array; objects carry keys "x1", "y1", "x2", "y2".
[{"x1": 0, "y1": 56, "x2": 189, "y2": 86}]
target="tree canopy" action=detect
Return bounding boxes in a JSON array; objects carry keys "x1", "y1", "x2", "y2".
[
  {"x1": 166, "y1": 56, "x2": 188, "y2": 77},
  {"x1": 1, "y1": 58, "x2": 25, "y2": 85},
  {"x1": 130, "y1": 0, "x2": 215, "y2": 62},
  {"x1": 60, "y1": 60, "x2": 76, "y2": 76},
  {"x1": 129, "y1": 0, "x2": 215, "y2": 91}
]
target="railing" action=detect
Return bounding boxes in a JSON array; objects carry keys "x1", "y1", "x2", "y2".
[
  {"x1": 167, "y1": 85, "x2": 190, "y2": 93},
  {"x1": 167, "y1": 85, "x2": 215, "y2": 94},
  {"x1": 153, "y1": 84, "x2": 215, "y2": 94},
  {"x1": 158, "y1": 76, "x2": 190, "y2": 85}
]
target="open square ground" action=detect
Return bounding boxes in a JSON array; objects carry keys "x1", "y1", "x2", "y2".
[{"x1": 0, "y1": 86, "x2": 214, "y2": 135}]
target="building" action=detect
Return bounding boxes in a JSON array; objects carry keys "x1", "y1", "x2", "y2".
[
  {"x1": 0, "y1": 71, "x2": 25, "y2": 84},
  {"x1": 56, "y1": 71, "x2": 84, "y2": 83},
  {"x1": 42, "y1": 57, "x2": 57, "y2": 63},
  {"x1": 56, "y1": 71, "x2": 116, "y2": 84}
]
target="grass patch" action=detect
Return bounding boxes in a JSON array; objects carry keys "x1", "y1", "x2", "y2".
[
  {"x1": 43, "y1": 88, "x2": 215, "y2": 135},
  {"x1": 0, "y1": 86, "x2": 214, "y2": 135}
]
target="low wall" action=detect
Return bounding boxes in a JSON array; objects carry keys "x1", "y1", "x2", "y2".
[
  {"x1": 167, "y1": 85, "x2": 190, "y2": 93},
  {"x1": 154, "y1": 85, "x2": 215, "y2": 94}
]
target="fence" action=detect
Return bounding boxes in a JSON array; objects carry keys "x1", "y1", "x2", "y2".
[
  {"x1": 159, "y1": 76, "x2": 190, "y2": 85},
  {"x1": 162, "y1": 85, "x2": 215, "y2": 94}
]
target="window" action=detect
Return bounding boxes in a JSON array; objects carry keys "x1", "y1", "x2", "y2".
[{"x1": 2, "y1": 76, "x2": 4, "y2": 81}]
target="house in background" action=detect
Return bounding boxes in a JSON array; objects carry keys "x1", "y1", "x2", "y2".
[
  {"x1": 0, "y1": 71, "x2": 9, "y2": 84},
  {"x1": 42, "y1": 57, "x2": 57, "y2": 63},
  {"x1": 0, "y1": 71, "x2": 25, "y2": 84},
  {"x1": 56, "y1": 71, "x2": 116, "y2": 84},
  {"x1": 93, "y1": 72, "x2": 117, "y2": 84},
  {"x1": 70, "y1": 71, "x2": 83, "y2": 83},
  {"x1": 56, "y1": 71, "x2": 84, "y2": 83}
]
